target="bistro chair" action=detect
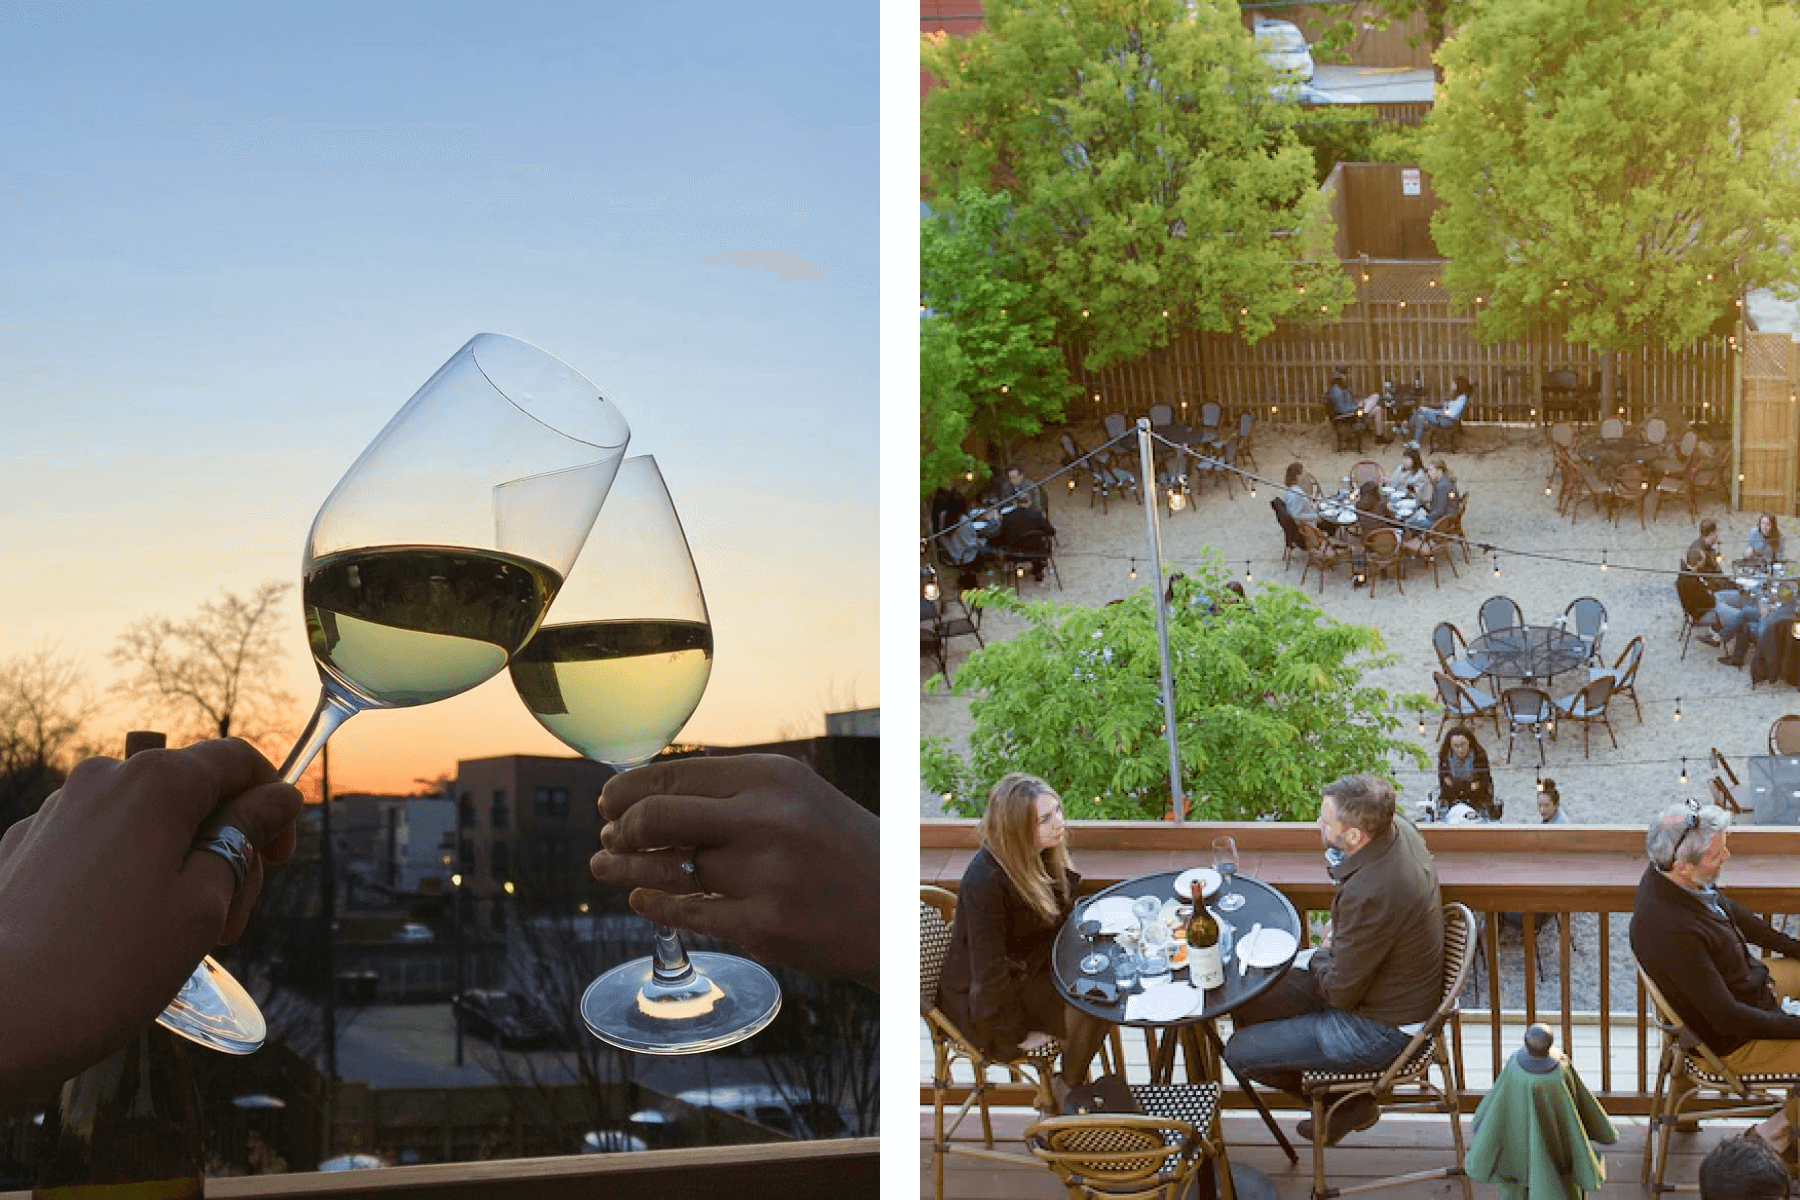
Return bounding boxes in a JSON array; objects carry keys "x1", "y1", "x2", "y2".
[
  {"x1": 1553, "y1": 676, "x2": 1619, "y2": 757},
  {"x1": 1598, "y1": 416, "x2": 1626, "y2": 441},
  {"x1": 1478, "y1": 595, "x2": 1524, "y2": 638},
  {"x1": 1589, "y1": 634, "x2": 1644, "y2": 722},
  {"x1": 1676, "y1": 570, "x2": 1722, "y2": 660},
  {"x1": 1562, "y1": 596, "x2": 1609, "y2": 665},
  {"x1": 1361, "y1": 528, "x2": 1405, "y2": 598},
  {"x1": 1350, "y1": 459, "x2": 1384, "y2": 488},
  {"x1": 1326, "y1": 394, "x2": 1366, "y2": 454},
  {"x1": 1500, "y1": 686, "x2": 1555, "y2": 767},
  {"x1": 1103, "y1": 412, "x2": 1132, "y2": 444},
  {"x1": 1061, "y1": 433, "x2": 1108, "y2": 511},
  {"x1": 1641, "y1": 415, "x2": 1668, "y2": 447},
  {"x1": 1564, "y1": 462, "x2": 1614, "y2": 525},
  {"x1": 1299, "y1": 522, "x2": 1351, "y2": 593},
  {"x1": 1092, "y1": 448, "x2": 1140, "y2": 512},
  {"x1": 1690, "y1": 448, "x2": 1732, "y2": 512},
  {"x1": 1300, "y1": 903, "x2": 1476, "y2": 1200},
  {"x1": 1544, "y1": 423, "x2": 1577, "y2": 492},
  {"x1": 1026, "y1": 1092, "x2": 1224, "y2": 1200},
  {"x1": 1402, "y1": 514, "x2": 1460, "y2": 590},
  {"x1": 1712, "y1": 746, "x2": 1742, "y2": 791},
  {"x1": 1549, "y1": 443, "x2": 1583, "y2": 514},
  {"x1": 1233, "y1": 409, "x2": 1259, "y2": 475},
  {"x1": 1446, "y1": 491, "x2": 1473, "y2": 565},
  {"x1": 1652, "y1": 456, "x2": 1701, "y2": 524},
  {"x1": 1271, "y1": 498, "x2": 1307, "y2": 572},
  {"x1": 1709, "y1": 775, "x2": 1748, "y2": 816},
  {"x1": 1434, "y1": 671, "x2": 1500, "y2": 740},
  {"x1": 1610, "y1": 463, "x2": 1652, "y2": 529},
  {"x1": 1652, "y1": 428, "x2": 1700, "y2": 479},
  {"x1": 1197, "y1": 401, "x2": 1225, "y2": 450},
  {"x1": 923, "y1": 887, "x2": 1058, "y2": 1200},
  {"x1": 1639, "y1": 964, "x2": 1800, "y2": 1193},
  {"x1": 1433, "y1": 622, "x2": 1488, "y2": 689},
  {"x1": 999, "y1": 530, "x2": 1062, "y2": 592},
  {"x1": 1148, "y1": 402, "x2": 1175, "y2": 427},
  {"x1": 1193, "y1": 438, "x2": 1239, "y2": 500},
  {"x1": 923, "y1": 595, "x2": 984, "y2": 683},
  {"x1": 1768, "y1": 715, "x2": 1800, "y2": 755}
]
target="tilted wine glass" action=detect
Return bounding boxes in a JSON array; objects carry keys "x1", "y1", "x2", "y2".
[
  {"x1": 157, "y1": 333, "x2": 631, "y2": 1054},
  {"x1": 508, "y1": 455, "x2": 781, "y2": 1054},
  {"x1": 1213, "y1": 836, "x2": 1245, "y2": 913}
]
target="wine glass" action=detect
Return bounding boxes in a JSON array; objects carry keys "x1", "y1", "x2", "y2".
[
  {"x1": 509, "y1": 456, "x2": 781, "y2": 1054},
  {"x1": 1213, "y1": 836, "x2": 1245, "y2": 913},
  {"x1": 1077, "y1": 918, "x2": 1108, "y2": 975},
  {"x1": 158, "y1": 333, "x2": 630, "y2": 1054}
]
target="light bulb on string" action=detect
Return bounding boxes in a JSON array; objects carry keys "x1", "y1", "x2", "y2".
[
  {"x1": 1129, "y1": 559, "x2": 1138, "y2": 580},
  {"x1": 1245, "y1": 561, "x2": 1254, "y2": 584},
  {"x1": 1493, "y1": 556, "x2": 1501, "y2": 578},
  {"x1": 1680, "y1": 758, "x2": 1689, "y2": 786},
  {"x1": 1674, "y1": 697, "x2": 1682, "y2": 722},
  {"x1": 1601, "y1": 551, "x2": 1609, "y2": 572}
]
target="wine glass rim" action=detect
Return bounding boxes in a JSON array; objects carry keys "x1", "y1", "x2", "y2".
[{"x1": 469, "y1": 332, "x2": 631, "y2": 452}]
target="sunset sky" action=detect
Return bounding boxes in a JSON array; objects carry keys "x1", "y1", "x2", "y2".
[{"x1": 0, "y1": 2, "x2": 878, "y2": 796}]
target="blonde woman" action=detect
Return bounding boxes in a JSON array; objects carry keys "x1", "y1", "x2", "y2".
[{"x1": 937, "y1": 773, "x2": 1106, "y2": 1102}]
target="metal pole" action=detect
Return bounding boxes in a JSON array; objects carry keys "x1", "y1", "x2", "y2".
[
  {"x1": 453, "y1": 874, "x2": 465, "y2": 1067},
  {"x1": 1136, "y1": 419, "x2": 1186, "y2": 821}
]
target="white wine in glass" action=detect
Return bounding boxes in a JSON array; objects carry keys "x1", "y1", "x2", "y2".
[
  {"x1": 156, "y1": 333, "x2": 631, "y2": 1055},
  {"x1": 510, "y1": 456, "x2": 781, "y2": 1054}
]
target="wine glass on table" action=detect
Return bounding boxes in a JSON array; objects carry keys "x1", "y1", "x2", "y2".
[
  {"x1": 1213, "y1": 836, "x2": 1245, "y2": 913},
  {"x1": 509, "y1": 456, "x2": 782, "y2": 1054},
  {"x1": 1077, "y1": 918, "x2": 1108, "y2": 975},
  {"x1": 157, "y1": 333, "x2": 630, "y2": 1054}
]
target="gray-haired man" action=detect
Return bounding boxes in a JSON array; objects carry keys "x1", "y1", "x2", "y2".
[{"x1": 1631, "y1": 802, "x2": 1800, "y2": 1152}]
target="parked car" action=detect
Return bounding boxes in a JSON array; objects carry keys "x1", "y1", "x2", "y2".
[
  {"x1": 452, "y1": 989, "x2": 561, "y2": 1049},
  {"x1": 580, "y1": 1129, "x2": 649, "y2": 1153},
  {"x1": 389, "y1": 922, "x2": 435, "y2": 943},
  {"x1": 1253, "y1": 17, "x2": 1314, "y2": 82},
  {"x1": 674, "y1": 1085, "x2": 851, "y2": 1140}
]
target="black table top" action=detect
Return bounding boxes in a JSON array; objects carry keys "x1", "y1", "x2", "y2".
[
  {"x1": 1468, "y1": 624, "x2": 1588, "y2": 684},
  {"x1": 1052, "y1": 869, "x2": 1302, "y2": 1027},
  {"x1": 1745, "y1": 756, "x2": 1800, "y2": 826}
]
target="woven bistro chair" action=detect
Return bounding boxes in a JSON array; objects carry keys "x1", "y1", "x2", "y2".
[
  {"x1": 1639, "y1": 965, "x2": 1800, "y2": 1193},
  {"x1": 1610, "y1": 462, "x2": 1653, "y2": 529},
  {"x1": 1500, "y1": 686, "x2": 1555, "y2": 767},
  {"x1": 1400, "y1": 514, "x2": 1459, "y2": 590},
  {"x1": 1435, "y1": 671, "x2": 1500, "y2": 740},
  {"x1": 1433, "y1": 622, "x2": 1488, "y2": 689},
  {"x1": 1299, "y1": 903, "x2": 1477, "y2": 1200},
  {"x1": 1478, "y1": 595, "x2": 1524, "y2": 638},
  {"x1": 1562, "y1": 595, "x2": 1609, "y2": 665},
  {"x1": 1026, "y1": 1087, "x2": 1225, "y2": 1200},
  {"x1": 1588, "y1": 634, "x2": 1644, "y2": 722},
  {"x1": 1553, "y1": 675, "x2": 1619, "y2": 757},
  {"x1": 1361, "y1": 527, "x2": 1405, "y2": 598},
  {"x1": 922, "y1": 886, "x2": 1059, "y2": 1200},
  {"x1": 1299, "y1": 521, "x2": 1351, "y2": 593},
  {"x1": 1769, "y1": 715, "x2": 1800, "y2": 755}
]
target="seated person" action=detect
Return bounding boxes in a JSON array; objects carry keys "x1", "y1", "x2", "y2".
[
  {"x1": 1388, "y1": 446, "x2": 1430, "y2": 503},
  {"x1": 1223, "y1": 775, "x2": 1443, "y2": 1146},
  {"x1": 1406, "y1": 375, "x2": 1472, "y2": 443},
  {"x1": 929, "y1": 484, "x2": 968, "y2": 536},
  {"x1": 1283, "y1": 462, "x2": 1319, "y2": 524},
  {"x1": 1536, "y1": 779, "x2": 1568, "y2": 824},
  {"x1": 1405, "y1": 459, "x2": 1460, "y2": 529},
  {"x1": 1747, "y1": 512, "x2": 1784, "y2": 566},
  {"x1": 1326, "y1": 369, "x2": 1393, "y2": 444},
  {"x1": 937, "y1": 774, "x2": 1105, "y2": 1104},
  {"x1": 1437, "y1": 725, "x2": 1498, "y2": 821},
  {"x1": 1631, "y1": 802, "x2": 1800, "y2": 1153},
  {"x1": 1003, "y1": 463, "x2": 1047, "y2": 515},
  {"x1": 1349, "y1": 481, "x2": 1387, "y2": 584},
  {"x1": 1700, "y1": 1135, "x2": 1791, "y2": 1200},
  {"x1": 938, "y1": 513, "x2": 990, "y2": 572}
]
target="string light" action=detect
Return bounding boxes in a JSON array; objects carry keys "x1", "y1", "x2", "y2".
[
  {"x1": 1245, "y1": 561, "x2": 1254, "y2": 584},
  {"x1": 1129, "y1": 559, "x2": 1137, "y2": 580},
  {"x1": 1680, "y1": 758, "x2": 1689, "y2": 786},
  {"x1": 1601, "y1": 551, "x2": 1609, "y2": 572},
  {"x1": 1493, "y1": 556, "x2": 1501, "y2": 577},
  {"x1": 1674, "y1": 697, "x2": 1683, "y2": 722}
]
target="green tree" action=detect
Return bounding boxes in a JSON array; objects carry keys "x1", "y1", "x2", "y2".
[
  {"x1": 921, "y1": 188, "x2": 1075, "y2": 494},
  {"x1": 1304, "y1": 0, "x2": 1480, "y2": 70},
  {"x1": 922, "y1": 562, "x2": 1428, "y2": 821},
  {"x1": 921, "y1": 0, "x2": 1352, "y2": 371},
  {"x1": 1422, "y1": 0, "x2": 1800, "y2": 352}
]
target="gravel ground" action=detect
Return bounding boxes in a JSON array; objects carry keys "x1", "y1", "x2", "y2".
[{"x1": 921, "y1": 419, "x2": 1799, "y2": 1011}]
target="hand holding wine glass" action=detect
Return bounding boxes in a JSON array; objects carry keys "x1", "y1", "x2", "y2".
[{"x1": 511, "y1": 456, "x2": 782, "y2": 1052}]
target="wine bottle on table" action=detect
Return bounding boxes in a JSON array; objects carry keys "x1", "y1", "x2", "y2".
[
  {"x1": 35, "y1": 731, "x2": 207, "y2": 1200},
  {"x1": 1186, "y1": 905, "x2": 1225, "y2": 991}
]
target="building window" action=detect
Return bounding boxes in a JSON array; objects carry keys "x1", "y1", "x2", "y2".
[
  {"x1": 533, "y1": 786, "x2": 570, "y2": 817},
  {"x1": 459, "y1": 839, "x2": 475, "y2": 870},
  {"x1": 491, "y1": 841, "x2": 508, "y2": 877},
  {"x1": 458, "y1": 793, "x2": 474, "y2": 829},
  {"x1": 491, "y1": 789, "x2": 508, "y2": 828}
]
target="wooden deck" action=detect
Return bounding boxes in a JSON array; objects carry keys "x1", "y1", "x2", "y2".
[{"x1": 921, "y1": 1108, "x2": 1732, "y2": 1198}]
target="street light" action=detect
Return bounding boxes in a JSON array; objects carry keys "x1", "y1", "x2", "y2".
[{"x1": 450, "y1": 872, "x2": 464, "y2": 1068}]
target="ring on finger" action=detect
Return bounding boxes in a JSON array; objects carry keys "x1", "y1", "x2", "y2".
[
  {"x1": 194, "y1": 824, "x2": 256, "y2": 895},
  {"x1": 680, "y1": 855, "x2": 703, "y2": 893}
]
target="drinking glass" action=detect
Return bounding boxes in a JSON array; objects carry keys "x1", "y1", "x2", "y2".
[
  {"x1": 159, "y1": 333, "x2": 630, "y2": 1054},
  {"x1": 1213, "y1": 836, "x2": 1245, "y2": 913},
  {"x1": 509, "y1": 456, "x2": 781, "y2": 1054},
  {"x1": 1077, "y1": 919, "x2": 1108, "y2": 975}
]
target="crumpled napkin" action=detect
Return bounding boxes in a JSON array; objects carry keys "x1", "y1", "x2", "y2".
[{"x1": 1780, "y1": 995, "x2": 1800, "y2": 1017}]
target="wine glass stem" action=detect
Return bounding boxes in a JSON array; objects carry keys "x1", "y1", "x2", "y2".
[
  {"x1": 650, "y1": 924, "x2": 698, "y2": 987},
  {"x1": 278, "y1": 684, "x2": 361, "y2": 786}
]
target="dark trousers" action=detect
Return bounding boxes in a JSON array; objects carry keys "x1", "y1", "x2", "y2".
[{"x1": 1221, "y1": 966, "x2": 1412, "y2": 1097}]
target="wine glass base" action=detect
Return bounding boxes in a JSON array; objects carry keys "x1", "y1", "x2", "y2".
[
  {"x1": 580, "y1": 951, "x2": 781, "y2": 1055},
  {"x1": 1217, "y1": 893, "x2": 1246, "y2": 912},
  {"x1": 156, "y1": 956, "x2": 267, "y2": 1054},
  {"x1": 1079, "y1": 952, "x2": 1110, "y2": 975}
]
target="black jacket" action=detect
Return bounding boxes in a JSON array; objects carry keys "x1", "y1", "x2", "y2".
[
  {"x1": 1437, "y1": 741, "x2": 1496, "y2": 817},
  {"x1": 937, "y1": 847, "x2": 1078, "y2": 1059},
  {"x1": 1630, "y1": 865, "x2": 1800, "y2": 1056}
]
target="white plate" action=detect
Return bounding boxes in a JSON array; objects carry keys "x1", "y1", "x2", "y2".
[
  {"x1": 1125, "y1": 982, "x2": 1201, "y2": 1023},
  {"x1": 1083, "y1": 896, "x2": 1137, "y2": 935},
  {"x1": 1237, "y1": 927, "x2": 1300, "y2": 969},
  {"x1": 1174, "y1": 868, "x2": 1222, "y2": 900}
]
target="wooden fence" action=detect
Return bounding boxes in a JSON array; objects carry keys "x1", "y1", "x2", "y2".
[{"x1": 1251, "y1": 3, "x2": 1439, "y2": 70}]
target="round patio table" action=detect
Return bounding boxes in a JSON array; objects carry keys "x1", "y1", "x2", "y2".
[
  {"x1": 1467, "y1": 625, "x2": 1588, "y2": 686},
  {"x1": 1053, "y1": 869, "x2": 1303, "y2": 1200}
]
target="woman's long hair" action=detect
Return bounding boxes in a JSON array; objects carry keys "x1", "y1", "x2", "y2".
[
  {"x1": 1761, "y1": 513, "x2": 1782, "y2": 552},
  {"x1": 979, "y1": 773, "x2": 1072, "y2": 924},
  {"x1": 1439, "y1": 723, "x2": 1488, "y2": 768},
  {"x1": 1400, "y1": 446, "x2": 1424, "y2": 475}
]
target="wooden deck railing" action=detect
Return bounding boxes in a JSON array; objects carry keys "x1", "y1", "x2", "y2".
[
  {"x1": 922, "y1": 818, "x2": 1800, "y2": 1115},
  {"x1": 1, "y1": 1138, "x2": 879, "y2": 1200}
]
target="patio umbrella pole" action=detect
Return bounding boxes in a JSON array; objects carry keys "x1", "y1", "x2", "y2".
[{"x1": 1137, "y1": 418, "x2": 1186, "y2": 821}]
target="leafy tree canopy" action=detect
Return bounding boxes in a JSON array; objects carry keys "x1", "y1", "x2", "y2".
[
  {"x1": 1422, "y1": 0, "x2": 1800, "y2": 351},
  {"x1": 921, "y1": 188, "x2": 1075, "y2": 494},
  {"x1": 1304, "y1": 0, "x2": 1479, "y2": 66},
  {"x1": 922, "y1": 558, "x2": 1428, "y2": 821},
  {"x1": 921, "y1": 0, "x2": 1352, "y2": 370}
]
